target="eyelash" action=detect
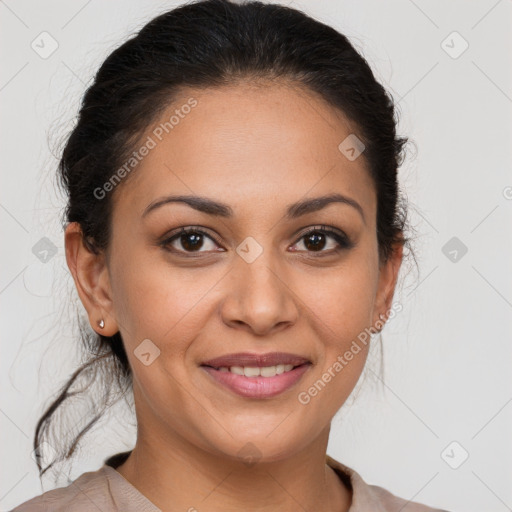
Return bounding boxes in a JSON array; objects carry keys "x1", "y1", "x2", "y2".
[{"x1": 159, "y1": 225, "x2": 353, "y2": 257}]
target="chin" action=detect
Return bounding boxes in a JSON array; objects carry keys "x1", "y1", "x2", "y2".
[{"x1": 200, "y1": 423, "x2": 314, "y2": 466}]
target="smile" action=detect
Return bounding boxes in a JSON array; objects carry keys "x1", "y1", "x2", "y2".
[{"x1": 200, "y1": 362, "x2": 311, "y2": 399}]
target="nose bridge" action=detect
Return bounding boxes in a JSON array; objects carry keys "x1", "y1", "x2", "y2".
[
  {"x1": 221, "y1": 238, "x2": 298, "y2": 334},
  {"x1": 239, "y1": 244, "x2": 281, "y2": 292}
]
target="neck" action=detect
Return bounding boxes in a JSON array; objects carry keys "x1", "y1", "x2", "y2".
[{"x1": 115, "y1": 422, "x2": 351, "y2": 512}]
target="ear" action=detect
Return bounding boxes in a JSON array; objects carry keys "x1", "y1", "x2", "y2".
[
  {"x1": 371, "y1": 240, "x2": 404, "y2": 331},
  {"x1": 64, "y1": 222, "x2": 119, "y2": 336}
]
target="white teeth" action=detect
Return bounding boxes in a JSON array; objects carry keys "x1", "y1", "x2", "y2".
[
  {"x1": 230, "y1": 366, "x2": 244, "y2": 375},
  {"x1": 244, "y1": 367, "x2": 260, "y2": 377},
  {"x1": 260, "y1": 366, "x2": 276, "y2": 377},
  {"x1": 219, "y1": 364, "x2": 296, "y2": 377}
]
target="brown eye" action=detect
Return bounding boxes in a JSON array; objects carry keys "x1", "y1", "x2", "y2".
[
  {"x1": 160, "y1": 227, "x2": 221, "y2": 254},
  {"x1": 179, "y1": 231, "x2": 205, "y2": 251},
  {"x1": 291, "y1": 226, "x2": 353, "y2": 255},
  {"x1": 303, "y1": 231, "x2": 328, "y2": 251}
]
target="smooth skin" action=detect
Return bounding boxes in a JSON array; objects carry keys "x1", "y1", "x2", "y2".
[{"x1": 65, "y1": 79, "x2": 403, "y2": 512}]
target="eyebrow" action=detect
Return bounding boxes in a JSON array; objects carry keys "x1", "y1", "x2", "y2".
[{"x1": 142, "y1": 193, "x2": 365, "y2": 224}]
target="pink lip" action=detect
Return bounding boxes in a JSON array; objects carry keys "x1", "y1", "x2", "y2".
[
  {"x1": 201, "y1": 352, "x2": 310, "y2": 368},
  {"x1": 201, "y1": 364, "x2": 311, "y2": 399}
]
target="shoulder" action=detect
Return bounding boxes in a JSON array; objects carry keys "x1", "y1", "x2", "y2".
[
  {"x1": 326, "y1": 455, "x2": 452, "y2": 512},
  {"x1": 10, "y1": 467, "x2": 114, "y2": 512}
]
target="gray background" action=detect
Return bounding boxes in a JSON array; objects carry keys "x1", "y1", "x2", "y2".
[{"x1": 1, "y1": 1, "x2": 511, "y2": 511}]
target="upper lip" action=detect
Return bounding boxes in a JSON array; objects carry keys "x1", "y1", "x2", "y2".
[{"x1": 201, "y1": 352, "x2": 311, "y2": 368}]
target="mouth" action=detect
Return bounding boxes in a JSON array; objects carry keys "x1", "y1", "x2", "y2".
[{"x1": 200, "y1": 352, "x2": 312, "y2": 399}]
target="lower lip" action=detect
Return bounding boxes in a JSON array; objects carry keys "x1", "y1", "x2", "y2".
[{"x1": 201, "y1": 364, "x2": 311, "y2": 399}]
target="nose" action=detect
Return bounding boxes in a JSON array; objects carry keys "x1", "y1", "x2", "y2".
[{"x1": 220, "y1": 254, "x2": 299, "y2": 337}]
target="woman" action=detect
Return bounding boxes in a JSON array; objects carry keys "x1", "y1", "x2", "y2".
[{"x1": 12, "y1": 0, "x2": 450, "y2": 510}]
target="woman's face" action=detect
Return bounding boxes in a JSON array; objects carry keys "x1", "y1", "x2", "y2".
[{"x1": 73, "y1": 81, "x2": 402, "y2": 462}]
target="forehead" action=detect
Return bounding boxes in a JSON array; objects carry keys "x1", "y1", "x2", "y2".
[{"x1": 112, "y1": 81, "x2": 376, "y2": 223}]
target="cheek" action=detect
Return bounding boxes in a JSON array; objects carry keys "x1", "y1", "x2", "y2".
[
  {"x1": 109, "y1": 252, "x2": 210, "y2": 418},
  {"x1": 295, "y1": 252, "x2": 378, "y2": 404},
  {"x1": 110, "y1": 245, "x2": 216, "y2": 343},
  {"x1": 302, "y1": 257, "x2": 378, "y2": 343},
  {"x1": 294, "y1": 273, "x2": 374, "y2": 421}
]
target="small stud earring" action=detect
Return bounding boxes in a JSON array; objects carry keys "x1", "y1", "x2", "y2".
[{"x1": 97, "y1": 319, "x2": 105, "y2": 329}]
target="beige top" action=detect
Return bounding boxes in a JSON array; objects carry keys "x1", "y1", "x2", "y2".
[{"x1": 11, "y1": 451, "x2": 449, "y2": 511}]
